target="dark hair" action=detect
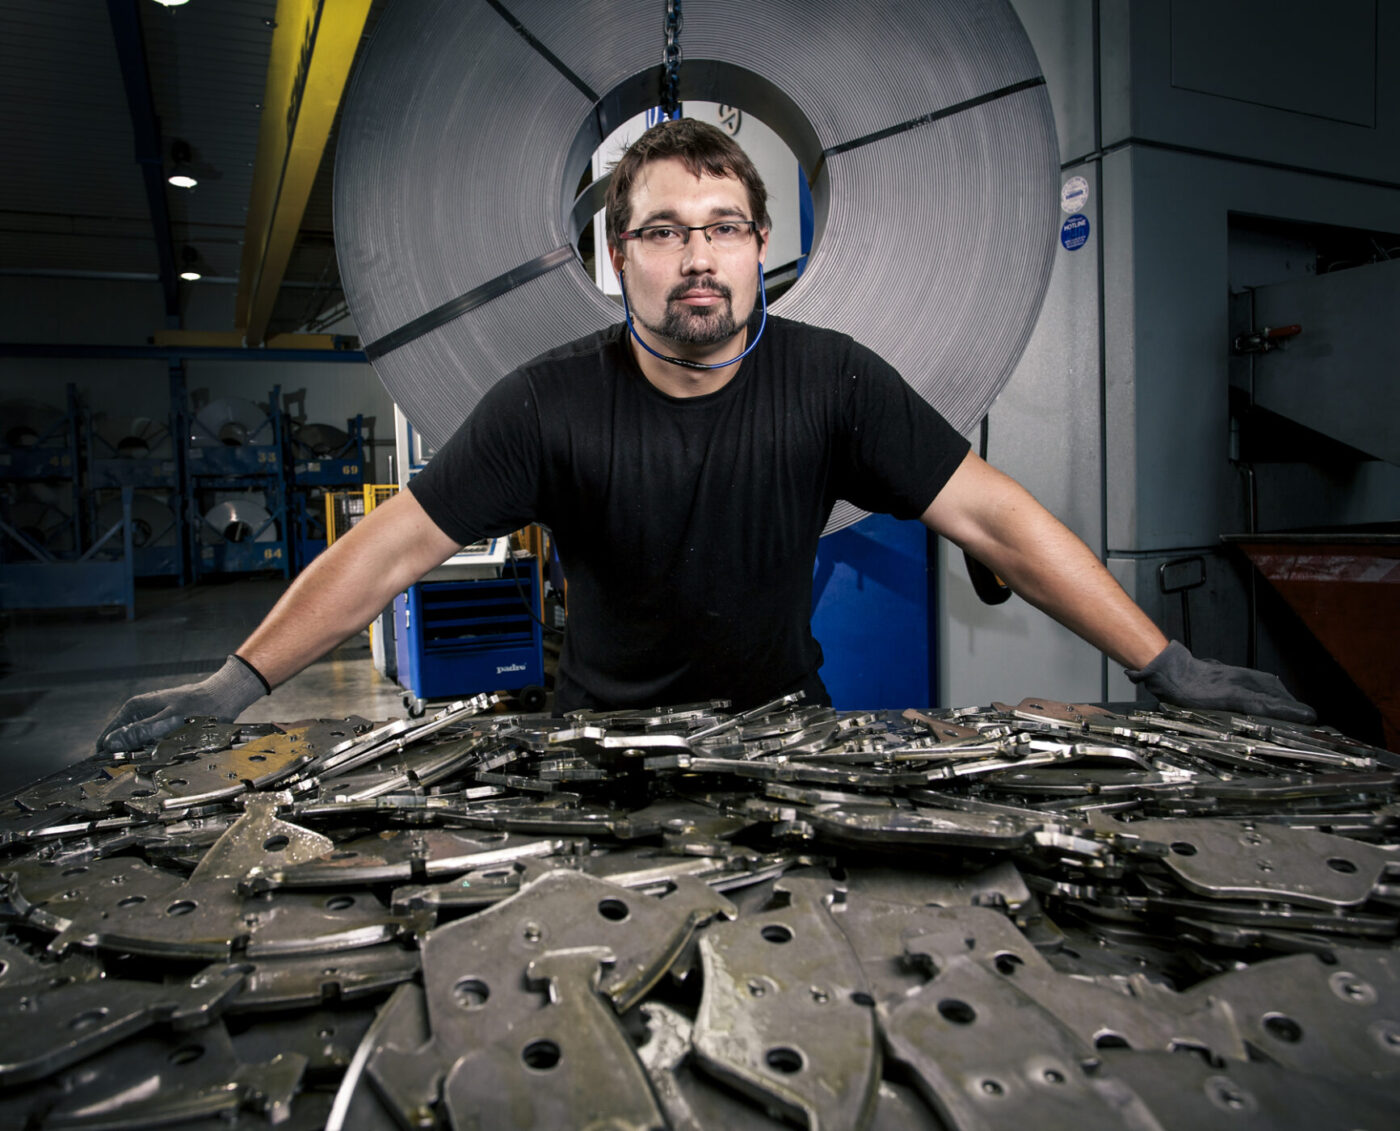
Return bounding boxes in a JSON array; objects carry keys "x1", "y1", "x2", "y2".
[{"x1": 604, "y1": 118, "x2": 770, "y2": 247}]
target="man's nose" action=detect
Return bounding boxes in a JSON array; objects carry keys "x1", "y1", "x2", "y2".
[{"x1": 681, "y1": 233, "x2": 714, "y2": 272}]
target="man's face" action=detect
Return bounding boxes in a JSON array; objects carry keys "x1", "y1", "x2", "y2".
[{"x1": 610, "y1": 157, "x2": 767, "y2": 352}]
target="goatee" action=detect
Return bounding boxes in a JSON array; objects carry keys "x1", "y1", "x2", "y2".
[{"x1": 646, "y1": 280, "x2": 740, "y2": 347}]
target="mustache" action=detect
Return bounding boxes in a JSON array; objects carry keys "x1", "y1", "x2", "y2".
[{"x1": 667, "y1": 278, "x2": 732, "y2": 303}]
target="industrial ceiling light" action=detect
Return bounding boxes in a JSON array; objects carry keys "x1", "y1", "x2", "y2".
[
  {"x1": 151, "y1": 0, "x2": 191, "y2": 8},
  {"x1": 168, "y1": 139, "x2": 197, "y2": 189},
  {"x1": 179, "y1": 245, "x2": 203, "y2": 282}
]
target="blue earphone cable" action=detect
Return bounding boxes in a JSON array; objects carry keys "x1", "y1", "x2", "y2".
[{"x1": 619, "y1": 262, "x2": 768, "y2": 371}]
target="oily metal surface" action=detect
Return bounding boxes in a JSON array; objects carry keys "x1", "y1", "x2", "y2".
[
  {"x1": 334, "y1": 0, "x2": 1058, "y2": 534},
  {"x1": 1, "y1": 695, "x2": 1398, "y2": 1127}
]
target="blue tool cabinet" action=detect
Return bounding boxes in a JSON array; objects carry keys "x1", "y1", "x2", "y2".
[{"x1": 393, "y1": 562, "x2": 544, "y2": 706}]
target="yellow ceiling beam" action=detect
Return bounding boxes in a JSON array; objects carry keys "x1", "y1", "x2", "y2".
[{"x1": 237, "y1": 0, "x2": 372, "y2": 346}]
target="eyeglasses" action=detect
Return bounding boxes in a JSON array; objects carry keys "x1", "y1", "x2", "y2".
[{"x1": 617, "y1": 219, "x2": 759, "y2": 253}]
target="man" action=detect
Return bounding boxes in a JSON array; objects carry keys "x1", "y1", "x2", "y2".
[{"x1": 98, "y1": 120, "x2": 1310, "y2": 752}]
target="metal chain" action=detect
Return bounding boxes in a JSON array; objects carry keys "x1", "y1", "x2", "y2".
[{"x1": 661, "y1": 0, "x2": 682, "y2": 120}]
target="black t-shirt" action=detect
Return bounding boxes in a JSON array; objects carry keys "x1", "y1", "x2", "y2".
[{"x1": 409, "y1": 314, "x2": 970, "y2": 712}]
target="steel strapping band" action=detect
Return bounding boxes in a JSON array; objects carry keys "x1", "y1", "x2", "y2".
[
  {"x1": 821, "y1": 76, "x2": 1048, "y2": 159},
  {"x1": 362, "y1": 246, "x2": 578, "y2": 362},
  {"x1": 482, "y1": 0, "x2": 598, "y2": 102}
]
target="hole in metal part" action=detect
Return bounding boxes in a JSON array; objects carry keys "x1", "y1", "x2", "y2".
[
  {"x1": 0, "y1": 960, "x2": 7, "y2": 977},
  {"x1": 765, "y1": 1047, "x2": 804, "y2": 1074},
  {"x1": 330, "y1": 851, "x2": 359, "y2": 860},
  {"x1": 1263, "y1": 1014, "x2": 1303, "y2": 1043},
  {"x1": 597, "y1": 898, "x2": 629, "y2": 921},
  {"x1": 324, "y1": 895, "x2": 355, "y2": 911},
  {"x1": 994, "y1": 952, "x2": 1024, "y2": 976},
  {"x1": 453, "y1": 978, "x2": 490, "y2": 1008},
  {"x1": 166, "y1": 900, "x2": 197, "y2": 916},
  {"x1": 69, "y1": 1008, "x2": 108, "y2": 1031},
  {"x1": 263, "y1": 835, "x2": 290, "y2": 852},
  {"x1": 168, "y1": 1044, "x2": 204, "y2": 1065},
  {"x1": 1094, "y1": 1032, "x2": 1131, "y2": 1049},
  {"x1": 166, "y1": 778, "x2": 188, "y2": 787},
  {"x1": 522, "y1": 1039, "x2": 561, "y2": 1070},
  {"x1": 1043, "y1": 1069, "x2": 1065, "y2": 1084},
  {"x1": 1170, "y1": 842, "x2": 1197, "y2": 856},
  {"x1": 981, "y1": 1079, "x2": 1004, "y2": 1096},
  {"x1": 247, "y1": 753, "x2": 267, "y2": 762},
  {"x1": 760, "y1": 924, "x2": 793, "y2": 944},
  {"x1": 1326, "y1": 857, "x2": 1358, "y2": 874},
  {"x1": 480, "y1": 833, "x2": 509, "y2": 843},
  {"x1": 938, "y1": 999, "x2": 976, "y2": 1025},
  {"x1": 851, "y1": 991, "x2": 875, "y2": 1007},
  {"x1": 61, "y1": 867, "x2": 87, "y2": 876},
  {"x1": 117, "y1": 895, "x2": 146, "y2": 908}
]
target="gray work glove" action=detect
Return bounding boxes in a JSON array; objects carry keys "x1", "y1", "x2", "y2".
[
  {"x1": 1126, "y1": 640, "x2": 1316, "y2": 724},
  {"x1": 97, "y1": 655, "x2": 268, "y2": 753}
]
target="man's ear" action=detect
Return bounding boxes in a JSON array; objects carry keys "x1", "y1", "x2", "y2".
[
  {"x1": 609, "y1": 242, "x2": 625, "y2": 281},
  {"x1": 757, "y1": 228, "x2": 770, "y2": 267}
]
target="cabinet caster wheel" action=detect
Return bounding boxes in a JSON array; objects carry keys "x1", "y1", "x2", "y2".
[{"x1": 403, "y1": 694, "x2": 426, "y2": 718}]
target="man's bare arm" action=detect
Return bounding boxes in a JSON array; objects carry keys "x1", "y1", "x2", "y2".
[
  {"x1": 920, "y1": 450, "x2": 1167, "y2": 669},
  {"x1": 236, "y1": 489, "x2": 464, "y2": 686}
]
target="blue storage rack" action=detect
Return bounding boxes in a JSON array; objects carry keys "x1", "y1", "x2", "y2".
[
  {"x1": 289, "y1": 415, "x2": 367, "y2": 572},
  {"x1": 0, "y1": 486, "x2": 136, "y2": 620},
  {"x1": 187, "y1": 388, "x2": 291, "y2": 579},
  {"x1": 0, "y1": 383, "x2": 83, "y2": 563},
  {"x1": 393, "y1": 560, "x2": 545, "y2": 706},
  {"x1": 84, "y1": 411, "x2": 186, "y2": 582}
]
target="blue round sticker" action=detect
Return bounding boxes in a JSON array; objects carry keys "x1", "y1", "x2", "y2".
[{"x1": 1060, "y1": 214, "x2": 1090, "y2": 251}]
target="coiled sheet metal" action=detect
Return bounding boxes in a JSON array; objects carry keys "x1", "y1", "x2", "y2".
[{"x1": 335, "y1": 0, "x2": 1059, "y2": 532}]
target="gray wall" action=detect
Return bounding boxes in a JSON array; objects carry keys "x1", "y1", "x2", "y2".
[{"x1": 942, "y1": 0, "x2": 1400, "y2": 708}]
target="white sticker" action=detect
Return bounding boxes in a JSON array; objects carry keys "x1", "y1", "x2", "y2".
[{"x1": 1060, "y1": 175, "x2": 1089, "y2": 214}]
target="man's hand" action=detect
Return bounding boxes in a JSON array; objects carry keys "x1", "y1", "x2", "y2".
[
  {"x1": 97, "y1": 655, "x2": 268, "y2": 753},
  {"x1": 1126, "y1": 640, "x2": 1316, "y2": 724}
]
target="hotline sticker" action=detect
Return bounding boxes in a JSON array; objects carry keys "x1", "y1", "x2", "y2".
[
  {"x1": 1060, "y1": 175, "x2": 1089, "y2": 214},
  {"x1": 1060, "y1": 214, "x2": 1090, "y2": 251}
]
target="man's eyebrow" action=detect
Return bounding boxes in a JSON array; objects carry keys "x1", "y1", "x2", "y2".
[{"x1": 634, "y1": 205, "x2": 749, "y2": 227}]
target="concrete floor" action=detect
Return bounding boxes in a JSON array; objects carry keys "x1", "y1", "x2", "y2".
[{"x1": 0, "y1": 578, "x2": 408, "y2": 797}]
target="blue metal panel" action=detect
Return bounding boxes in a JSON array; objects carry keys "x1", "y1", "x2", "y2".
[
  {"x1": 811, "y1": 514, "x2": 935, "y2": 709},
  {"x1": 0, "y1": 561, "x2": 134, "y2": 619},
  {"x1": 88, "y1": 458, "x2": 179, "y2": 490},
  {"x1": 196, "y1": 542, "x2": 291, "y2": 574}
]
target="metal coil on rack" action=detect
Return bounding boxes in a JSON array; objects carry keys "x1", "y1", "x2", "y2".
[
  {"x1": 334, "y1": 0, "x2": 1059, "y2": 533},
  {"x1": 200, "y1": 498, "x2": 279, "y2": 546},
  {"x1": 190, "y1": 398, "x2": 272, "y2": 449}
]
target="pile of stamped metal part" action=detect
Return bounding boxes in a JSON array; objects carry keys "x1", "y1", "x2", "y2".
[{"x1": 2, "y1": 693, "x2": 1399, "y2": 1130}]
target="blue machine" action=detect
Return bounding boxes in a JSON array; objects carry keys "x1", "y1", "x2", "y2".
[{"x1": 393, "y1": 559, "x2": 545, "y2": 710}]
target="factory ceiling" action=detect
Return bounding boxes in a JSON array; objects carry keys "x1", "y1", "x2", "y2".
[{"x1": 0, "y1": 0, "x2": 386, "y2": 344}]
